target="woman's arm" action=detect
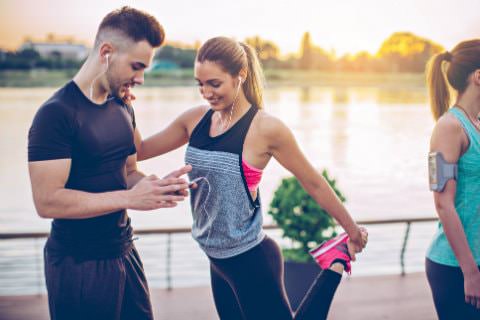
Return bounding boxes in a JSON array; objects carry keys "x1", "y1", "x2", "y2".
[
  {"x1": 262, "y1": 114, "x2": 366, "y2": 254},
  {"x1": 431, "y1": 115, "x2": 480, "y2": 307},
  {"x1": 135, "y1": 106, "x2": 209, "y2": 161}
]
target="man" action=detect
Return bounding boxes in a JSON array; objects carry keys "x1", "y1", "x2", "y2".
[{"x1": 28, "y1": 7, "x2": 189, "y2": 319}]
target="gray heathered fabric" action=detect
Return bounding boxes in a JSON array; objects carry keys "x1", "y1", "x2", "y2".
[{"x1": 185, "y1": 146, "x2": 265, "y2": 258}]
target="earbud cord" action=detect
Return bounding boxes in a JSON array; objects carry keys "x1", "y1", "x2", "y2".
[
  {"x1": 218, "y1": 79, "x2": 242, "y2": 133},
  {"x1": 89, "y1": 55, "x2": 110, "y2": 101}
]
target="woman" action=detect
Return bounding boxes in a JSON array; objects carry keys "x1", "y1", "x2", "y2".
[
  {"x1": 134, "y1": 37, "x2": 367, "y2": 319},
  {"x1": 425, "y1": 39, "x2": 480, "y2": 319}
]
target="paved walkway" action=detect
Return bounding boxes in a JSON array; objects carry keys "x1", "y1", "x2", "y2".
[{"x1": 0, "y1": 272, "x2": 437, "y2": 320}]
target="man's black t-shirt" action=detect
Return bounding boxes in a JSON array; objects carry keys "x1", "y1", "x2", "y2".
[{"x1": 28, "y1": 81, "x2": 137, "y2": 257}]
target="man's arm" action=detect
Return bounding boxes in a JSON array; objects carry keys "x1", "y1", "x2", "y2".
[
  {"x1": 125, "y1": 152, "x2": 145, "y2": 189},
  {"x1": 29, "y1": 158, "x2": 189, "y2": 219}
]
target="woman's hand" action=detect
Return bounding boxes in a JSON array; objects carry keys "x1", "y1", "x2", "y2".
[
  {"x1": 464, "y1": 269, "x2": 480, "y2": 309},
  {"x1": 347, "y1": 227, "x2": 368, "y2": 261},
  {"x1": 122, "y1": 88, "x2": 136, "y2": 106}
]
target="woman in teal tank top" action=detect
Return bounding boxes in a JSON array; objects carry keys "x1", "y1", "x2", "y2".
[{"x1": 425, "y1": 39, "x2": 480, "y2": 319}]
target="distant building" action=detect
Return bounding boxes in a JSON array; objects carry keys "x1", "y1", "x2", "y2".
[{"x1": 20, "y1": 41, "x2": 89, "y2": 61}]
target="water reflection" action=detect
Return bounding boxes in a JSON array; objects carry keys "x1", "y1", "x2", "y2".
[{"x1": 0, "y1": 85, "x2": 436, "y2": 232}]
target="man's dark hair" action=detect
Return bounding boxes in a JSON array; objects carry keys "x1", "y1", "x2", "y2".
[{"x1": 94, "y1": 6, "x2": 165, "y2": 48}]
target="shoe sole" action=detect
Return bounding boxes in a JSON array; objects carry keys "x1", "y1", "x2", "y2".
[{"x1": 309, "y1": 233, "x2": 348, "y2": 258}]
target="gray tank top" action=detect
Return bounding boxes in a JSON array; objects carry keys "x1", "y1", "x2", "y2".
[{"x1": 185, "y1": 106, "x2": 265, "y2": 258}]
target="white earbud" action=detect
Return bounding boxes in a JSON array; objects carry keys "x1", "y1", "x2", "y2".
[{"x1": 238, "y1": 76, "x2": 244, "y2": 88}]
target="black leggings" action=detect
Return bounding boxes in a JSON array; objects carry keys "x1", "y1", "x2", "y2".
[
  {"x1": 209, "y1": 236, "x2": 341, "y2": 320},
  {"x1": 426, "y1": 258, "x2": 480, "y2": 320}
]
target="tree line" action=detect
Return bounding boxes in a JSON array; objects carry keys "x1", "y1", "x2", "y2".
[{"x1": 0, "y1": 31, "x2": 443, "y2": 73}]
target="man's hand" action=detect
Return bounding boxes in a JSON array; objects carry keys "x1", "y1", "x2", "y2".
[
  {"x1": 126, "y1": 174, "x2": 189, "y2": 210},
  {"x1": 163, "y1": 165, "x2": 193, "y2": 196}
]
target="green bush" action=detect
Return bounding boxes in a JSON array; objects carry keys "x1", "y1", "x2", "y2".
[{"x1": 268, "y1": 169, "x2": 345, "y2": 262}]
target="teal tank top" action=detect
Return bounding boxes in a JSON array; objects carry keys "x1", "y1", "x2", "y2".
[{"x1": 426, "y1": 107, "x2": 480, "y2": 267}]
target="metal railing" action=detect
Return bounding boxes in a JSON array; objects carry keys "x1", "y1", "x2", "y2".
[
  {"x1": 354, "y1": 217, "x2": 437, "y2": 275},
  {"x1": 0, "y1": 217, "x2": 437, "y2": 295}
]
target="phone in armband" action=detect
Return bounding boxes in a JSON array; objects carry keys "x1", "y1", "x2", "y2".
[{"x1": 428, "y1": 152, "x2": 458, "y2": 192}]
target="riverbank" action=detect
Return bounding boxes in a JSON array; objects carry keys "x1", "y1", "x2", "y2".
[{"x1": 0, "y1": 69, "x2": 426, "y2": 88}]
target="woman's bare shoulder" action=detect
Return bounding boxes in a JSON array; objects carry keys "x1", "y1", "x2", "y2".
[{"x1": 255, "y1": 110, "x2": 288, "y2": 135}]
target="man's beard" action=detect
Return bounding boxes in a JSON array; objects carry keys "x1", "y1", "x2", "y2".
[{"x1": 106, "y1": 72, "x2": 124, "y2": 100}]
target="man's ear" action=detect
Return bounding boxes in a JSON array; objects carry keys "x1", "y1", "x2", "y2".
[
  {"x1": 474, "y1": 69, "x2": 480, "y2": 86},
  {"x1": 99, "y1": 42, "x2": 114, "y2": 63}
]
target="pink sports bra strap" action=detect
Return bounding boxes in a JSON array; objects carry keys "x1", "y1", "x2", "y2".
[{"x1": 242, "y1": 159, "x2": 263, "y2": 192}]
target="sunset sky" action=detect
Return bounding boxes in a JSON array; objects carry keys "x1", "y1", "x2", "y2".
[{"x1": 0, "y1": 0, "x2": 479, "y2": 56}]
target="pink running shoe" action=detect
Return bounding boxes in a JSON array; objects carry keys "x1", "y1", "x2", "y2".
[{"x1": 309, "y1": 232, "x2": 352, "y2": 274}]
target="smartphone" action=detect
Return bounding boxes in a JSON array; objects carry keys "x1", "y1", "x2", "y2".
[
  {"x1": 188, "y1": 177, "x2": 202, "y2": 188},
  {"x1": 428, "y1": 152, "x2": 438, "y2": 187}
]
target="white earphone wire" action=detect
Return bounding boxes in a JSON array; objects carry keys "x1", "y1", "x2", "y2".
[{"x1": 89, "y1": 54, "x2": 110, "y2": 100}]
